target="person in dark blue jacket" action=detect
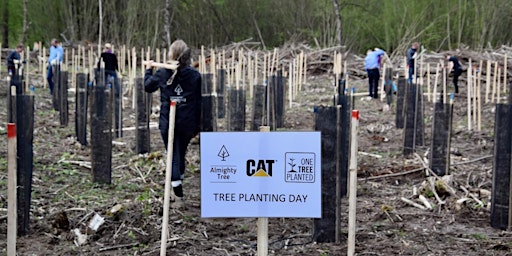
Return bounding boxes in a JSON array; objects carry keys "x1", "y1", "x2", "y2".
[
  {"x1": 445, "y1": 53, "x2": 463, "y2": 94},
  {"x1": 407, "y1": 42, "x2": 419, "y2": 84},
  {"x1": 6, "y1": 44, "x2": 24, "y2": 75},
  {"x1": 144, "y1": 39, "x2": 201, "y2": 209}
]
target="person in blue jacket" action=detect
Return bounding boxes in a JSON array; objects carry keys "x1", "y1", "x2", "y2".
[
  {"x1": 144, "y1": 39, "x2": 202, "y2": 209},
  {"x1": 407, "y1": 42, "x2": 419, "y2": 84},
  {"x1": 364, "y1": 47, "x2": 385, "y2": 99},
  {"x1": 47, "y1": 39, "x2": 64, "y2": 94}
]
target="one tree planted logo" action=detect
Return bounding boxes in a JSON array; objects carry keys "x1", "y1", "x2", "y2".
[{"x1": 285, "y1": 152, "x2": 316, "y2": 183}]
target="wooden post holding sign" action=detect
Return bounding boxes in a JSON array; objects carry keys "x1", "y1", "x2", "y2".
[
  {"x1": 348, "y1": 110, "x2": 359, "y2": 256},
  {"x1": 257, "y1": 125, "x2": 270, "y2": 256},
  {"x1": 7, "y1": 123, "x2": 17, "y2": 256},
  {"x1": 200, "y1": 131, "x2": 321, "y2": 251},
  {"x1": 161, "y1": 101, "x2": 177, "y2": 256}
]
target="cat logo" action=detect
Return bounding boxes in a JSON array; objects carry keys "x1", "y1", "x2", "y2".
[{"x1": 246, "y1": 159, "x2": 275, "y2": 177}]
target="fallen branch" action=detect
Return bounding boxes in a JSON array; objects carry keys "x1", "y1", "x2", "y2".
[
  {"x1": 427, "y1": 177, "x2": 445, "y2": 205},
  {"x1": 418, "y1": 195, "x2": 433, "y2": 210},
  {"x1": 460, "y1": 185, "x2": 485, "y2": 207},
  {"x1": 414, "y1": 153, "x2": 458, "y2": 197},
  {"x1": 358, "y1": 151, "x2": 382, "y2": 158},
  {"x1": 58, "y1": 160, "x2": 91, "y2": 169},
  {"x1": 401, "y1": 197, "x2": 426, "y2": 210},
  {"x1": 99, "y1": 242, "x2": 139, "y2": 252},
  {"x1": 452, "y1": 155, "x2": 492, "y2": 166},
  {"x1": 361, "y1": 167, "x2": 424, "y2": 181}
]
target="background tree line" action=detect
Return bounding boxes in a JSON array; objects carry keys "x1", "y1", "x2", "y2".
[{"x1": 2, "y1": 0, "x2": 512, "y2": 56}]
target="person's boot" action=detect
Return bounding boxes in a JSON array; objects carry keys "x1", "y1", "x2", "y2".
[{"x1": 171, "y1": 196, "x2": 186, "y2": 209}]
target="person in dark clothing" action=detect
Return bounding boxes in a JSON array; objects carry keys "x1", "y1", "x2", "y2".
[
  {"x1": 407, "y1": 42, "x2": 419, "y2": 84},
  {"x1": 6, "y1": 44, "x2": 24, "y2": 76},
  {"x1": 144, "y1": 39, "x2": 202, "y2": 209},
  {"x1": 98, "y1": 43, "x2": 122, "y2": 136},
  {"x1": 445, "y1": 53, "x2": 463, "y2": 94}
]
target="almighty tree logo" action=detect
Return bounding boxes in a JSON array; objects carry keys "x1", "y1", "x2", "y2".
[{"x1": 217, "y1": 145, "x2": 229, "y2": 161}]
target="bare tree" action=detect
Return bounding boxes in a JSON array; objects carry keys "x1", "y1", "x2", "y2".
[
  {"x1": 332, "y1": 0, "x2": 342, "y2": 46},
  {"x1": 98, "y1": 0, "x2": 102, "y2": 54},
  {"x1": 164, "y1": 0, "x2": 171, "y2": 48},
  {"x1": 21, "y1": 0, "x2": 28, "y2": 44},
  {"x1": 2, "y1": 0, "x2": 9, "y2": 47}
]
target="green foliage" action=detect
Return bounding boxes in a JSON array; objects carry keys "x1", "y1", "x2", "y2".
[{"x1": 0, "y1": 0, "x2": 511, "y2": 52}]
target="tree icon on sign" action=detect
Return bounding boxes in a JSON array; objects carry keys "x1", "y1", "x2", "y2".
[
  {"x1": 218, "y1": 145, "x2": 229, "y2": 161},
  {"x1": 288, "y1": 158, "x2": 296, "y2": 172}
]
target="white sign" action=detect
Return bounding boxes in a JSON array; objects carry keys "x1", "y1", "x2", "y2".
[{"x1": 200, "y1": 131, "x2": 321, "y2": 218}]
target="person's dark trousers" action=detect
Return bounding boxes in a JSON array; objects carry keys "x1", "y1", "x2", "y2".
[
  {"x1": 408, "y1": 66, "x2": 414, "y2": 84},
  {"x1": 453, "y1": 68, "x2": 462, "y2": 94},
  {"x1": 47, "y1": 65, "x2": 54, "y2": 93},
  {"x1": 367, "y1": 68, "x2": 380, "y2": 98},
  {"x1": 160, "y1": 129, "x2": 193, "y2": 180},
  {"x1": 105, "y1": 70, "x2": 121, "y2": 134}
]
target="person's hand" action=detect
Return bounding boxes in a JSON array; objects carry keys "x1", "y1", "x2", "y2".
[
  {"x1": 13, "y1": 59, "x2": 20, "y2": 64},
  {"x1": 169, "y1": 60, "x2": 179, "y2": 71},
  {"x1": 374, "y1": 47, "x2": 381, "y2": 51},
  {"x1": 145, "y1": 60, "x2": 154, "y2": 68}
]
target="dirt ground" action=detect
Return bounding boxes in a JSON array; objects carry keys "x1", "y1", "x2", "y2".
[{"x1": 1, "y1": 59, "x2": 512, "y2": 256}]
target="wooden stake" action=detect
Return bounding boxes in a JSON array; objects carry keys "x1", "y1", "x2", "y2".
[
  {"x1": 156, "y1": 48, "x2": 161, "y2": 65},
  {"x1": 298, "y1": 50, "x2": 304, "y2": 93},
  {"x1": 380, "y1": 64, "x2": 386, "y2": 101},
  {"x1": 43, "y1": 47, "x2": 47, "y2": 89},
  {"x1": 478, "y1": 60, "x2": 482, "y2": 131},
  {"x1": 467, "y1": 59, "x2": 472, "y2": 131},
  {"x1": 7, "y1": 123, "x2": 17, "y2": 256},
  {"x1": 257, "y1": 125, "x2": 270, "y2": 256},
  {"x1": 132, "y1": 47, "x2": 137, "y2": 109},
  {"x1": 289, "y1": 60, "x2": 293, "y2": 108},
  {"x1": 433, "y1": 63, "x2": 440, "y2": 103},
  {"x1": 303, "y1": 51, "x2": 307, "y2": 90},
  {"x1": 347, "y1": 110, "x2": 359, "y2": 256},
  {"x1": 497, "y1": 67, "x2": 501, "y2": 104},
  {"x1": 163, "y1": 48, "x2": 167, "y2": 65},
  {"x1": 160, "y1": 101, "x2": 177, "y2": 256},
  {"x1": 485, "y1": 60, "x2": 491, "y2": 103},
  {"x1": 427, "y1": 63, "x2": 431, "y2": 102},
  {"x1": 472, "y1": 65, "x2": 477, "y2": 127},
  {"x1": 492, "y1": 62, "x2": 498, "y2": 103},
  {"x1": 25, "y1": 46, "x2": 30, "y2": 92},
  {"x1": 504, "y1": 54, "x2": 508, "y2": 95},
  {"x1": 443, "y1": 65, "x2": 447, "y2": 104}
]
